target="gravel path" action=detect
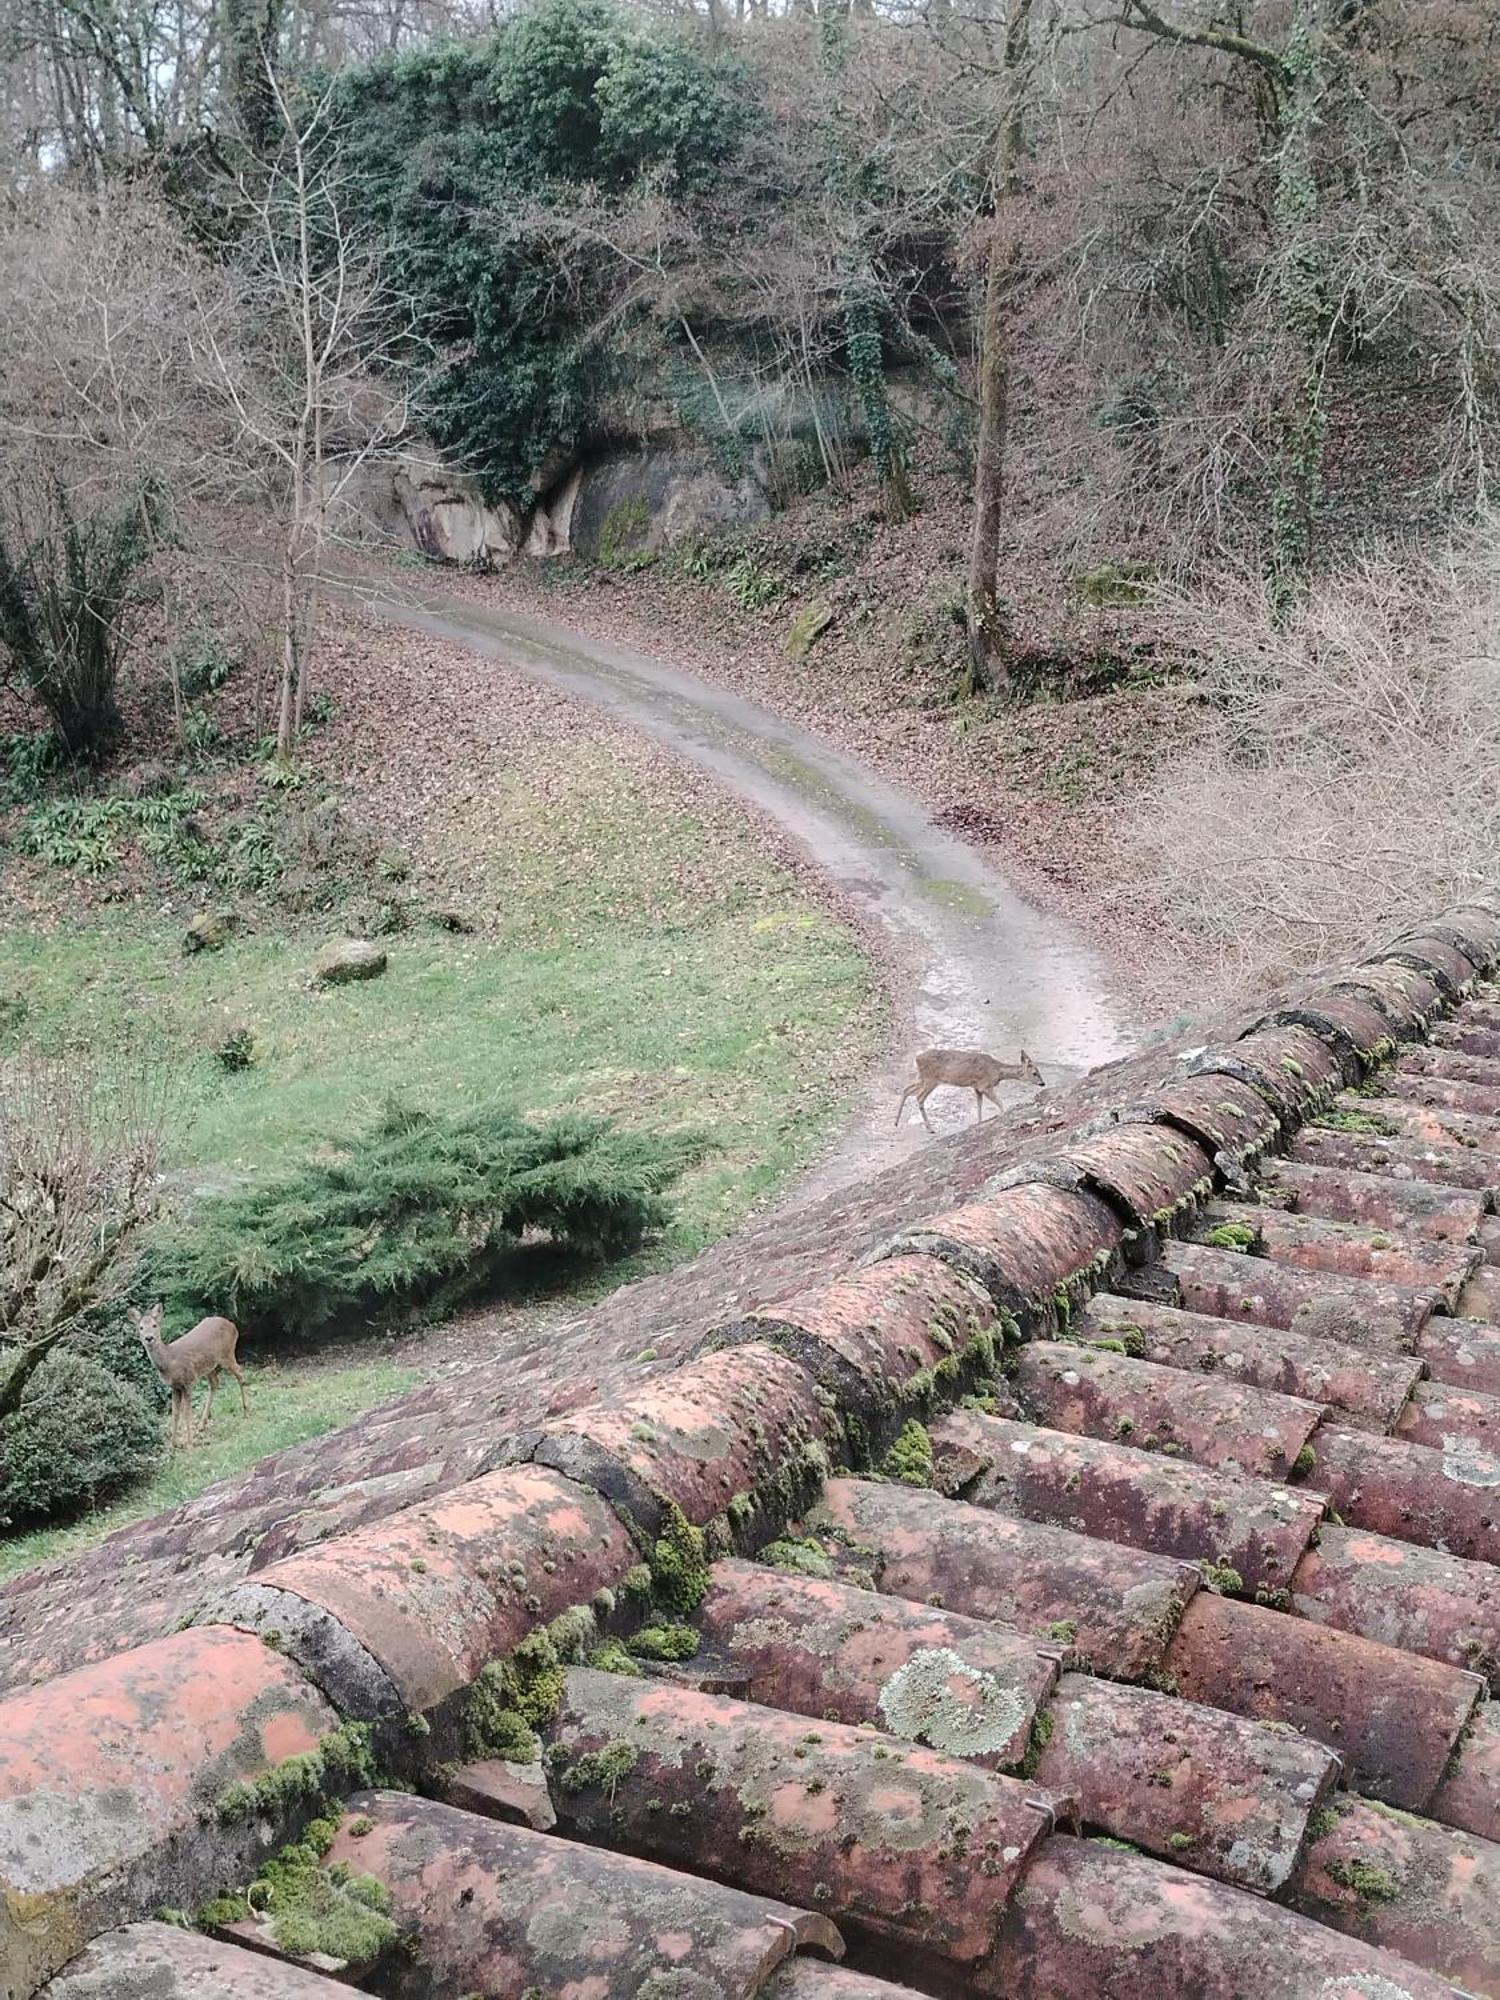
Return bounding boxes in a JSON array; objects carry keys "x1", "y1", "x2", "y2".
[{"x1": 339, "y1": 571, "x2": 1137, "y2": 1201}]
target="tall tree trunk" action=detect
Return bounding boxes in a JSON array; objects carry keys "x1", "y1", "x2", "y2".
[
  {"x1": 1268, "y1": 0, "x2": 1334, "y2": 614},
  {"x1": 964, "y1": 0, "x2": 1032, "y2": 696}
]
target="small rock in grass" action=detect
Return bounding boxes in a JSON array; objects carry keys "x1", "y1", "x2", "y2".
[
  {"x1": 184, "y1": 909, "x2": 238, "y2": 953},
  {"x1": 312, "y1": 939, "x2": 388, "y2": 985}
]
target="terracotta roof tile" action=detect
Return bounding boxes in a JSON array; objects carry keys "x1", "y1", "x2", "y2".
[
  {"x1": 0, "y1": 1628, "x2": 339, "y2": 1994},
  {"x1": 694, "y1": 1558, "x2": 1057, "y2": 1769},
  {"x1": 1077, "y1": 1292, "x2": 1425, "y2": 1430},
  {"x1": 1026, "y1": 1669, "x2": 1336, "y2": 1892},
  {"x1": 1011, "y1": 1338, "x2": 1324, "y2": 1475},
  {"x1": 701, "y1": 1254, "x2": 999, "y2": 1416},
  {"x1": 1133, "y1": 1072, "x2": 1282, "y2": 1162},
  {"x1": 1291, "y1": 1522, "x2": 1500, "y2": 1683},
  {"x1": 1288, "y1": 1117, "x2": 1500, "y2": 1192},
  {"x1": 547, "y1": 1668, "x2": 1058, "y2": 1974},
  {"x1": 38, "y1": 1922, "x2": 356, "y2": 1997},
  {"x1": 321, "y1": 1793, "x2": 845, "y2": 1995},
  {"x1": 492, "y1": 1342, "x2": 837, "y2": 1541},
  {"x1": 880, "y1": 1181, "x2": 1124, "y2": 1318},
  {"x1": 1263, "y1": 1155, "x2": 1489, "y2": 1240},
  {"x1": 16, "y1": 904, "x2": 1500, "y2": 2000},
  {"x1": 1160, "y1": 1237, "x2": 1439, "y2": 1349},
  {"x1": 934, "y1": 1407, "x2": 1323, "y2": 1596},
  {"x1": 1307, "y1": 1421, "x2": 1500, "y2": 1563},
  {"x1": 249, "y1": 1463, "x2": 638, "y2": 1712},
  {"x1": 1191, "y1": 1199, "x2": 1480, "y2": 1305},
  {"x1": 993, "y1": 1833, "x2": 1459, "y2": 2000},
  {"x1": 1291, "y1": 1794, "x2": 1500, "y2": 1994},
  {"x1": 1386, "y1": 1065, "x2": 1500, "y2": 1119},
  {"x1": 1164, "y1": 1587, "x2": 1482, "y2": 1812},
  {"x1": 809, "y1": 1475, "x2": 1198, "y2": 1680},
  {"x1": 1437, "y1": 1016, "x2": 1500, "y2": 1061},
  {"x1": 1396, "y1": 1377, "x2": 1500, "y2": 1455}
]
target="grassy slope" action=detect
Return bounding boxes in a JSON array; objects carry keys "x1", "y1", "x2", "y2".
[{"x1": 0, "y1": 625, "x2": 881, "y2": 1576}]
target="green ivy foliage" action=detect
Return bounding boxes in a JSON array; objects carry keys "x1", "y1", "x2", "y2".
[{"x1": 329, "y1": 0, "x2": 753, "y2": 500}]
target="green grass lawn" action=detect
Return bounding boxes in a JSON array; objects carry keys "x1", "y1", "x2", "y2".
[{"x1": 0, "y1": 733, "x2": 881, "y2": 1576}]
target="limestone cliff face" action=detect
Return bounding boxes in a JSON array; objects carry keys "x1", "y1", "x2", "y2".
[{"x1": 332, "y1": 440, "x2": 772, "y2": 567}]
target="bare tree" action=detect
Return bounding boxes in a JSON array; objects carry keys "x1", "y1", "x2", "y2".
[
  {"x1": 964, "y1": 0, "x2": 1033, "y2": 691},
  {"x1": 0, "y1": 1048, "x2": 170, "y2": 1421},
  {"x1": 189, "y1": 65, "x2": 423, "y2": 759}
]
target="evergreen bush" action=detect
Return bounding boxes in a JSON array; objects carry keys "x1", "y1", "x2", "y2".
[
  {"x1": 0, "y1": 1349, "x2": 161, "y2": 1525},
  {"x1": 155, "y1": 1099, "x2": 699, "y2": 1341}
]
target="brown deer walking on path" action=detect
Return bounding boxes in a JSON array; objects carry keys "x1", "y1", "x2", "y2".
[
  {"x1": 132, "y1": 1303, "x2": 249, "y2": 1450},
  {"x1": 894, "y1": 1048, "x2": 1045, "y2": 1131}
]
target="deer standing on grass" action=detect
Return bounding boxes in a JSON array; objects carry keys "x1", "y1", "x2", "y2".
[
  {"x1": 895, "y1": 1048, "x2": 1045, "y2": 1131},
  {"x1": 131, "y1": 1303, "x2": 249, "y2": 1450}
]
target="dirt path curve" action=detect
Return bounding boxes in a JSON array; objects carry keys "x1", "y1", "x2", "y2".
[{"x1": 341, "y1": 572, "x2": 1138, "y2": 1201}]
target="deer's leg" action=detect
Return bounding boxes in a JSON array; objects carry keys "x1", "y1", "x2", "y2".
[
  {"x1": 228, "y1": 1357, "x2": 250, "y2": 1415},
  {"x1": 894, "y1": 1081, "x2": 917, "y2": 1129},
  {"x1": 170, "y1": 1386, "x2": 188, "y2": 1452},
  {"x1": 975, "y1": 1089, "x2": 986, "y2": 1123},
  {"x1": 983, "y1": 1085, "x2": 1004, "y2": 1116},
  {"x1": 915, "y1": 1085, "x2": 936, "y2": 1132},
  {"x1": 197, "y1": 1370, "x2": 219, "y2": 1438}
]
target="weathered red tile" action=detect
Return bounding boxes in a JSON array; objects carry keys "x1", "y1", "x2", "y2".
[
  {"x1": 1264, "y1": 1158, "x2": 1487, "y2": 1242},
  {"x1": 1377, "y1": 929, "x2": 1486, "y2": 994},
  {"x1": 1416, "y1": 1316, "x2": 1500, "y2": 1394},
  {"x1": 1197, "y1": 1200, "x2": 1479, "y2": 1306},
  {"x1": 1461, "y1": 1265, "x2": 1500, "y2": 1320},
  {"x1": 1333, "y1": 959, "x2": 1446, "y2": 1036},
  {"x1": 1397, "y1": 1378, "x2": 1500, "y2": 1457},
  {"x1": 1292, "y1": 1522, "x2": 1500, "y2": 1686},
  {"x1": 508, "y1": 1343, "x2": 836, "y2": 1539},
  {"x1": 881, "y1": 1182, "x2": 1123, "y2": 1320},
  {"x1": 763, "y1": 1966, "x2": 928, "y2": 1999},
  {"x1": 991, "y1": 1832, "x2": 1457, "y2": 1999},
  {"x1": 1077, "y1": 1293, "x2": 1423, "y2": 1431},
  {"x1": 434, "y1": 1757, "x2": 556, "y2": 1830},
  {"x1": 935, "y1": 1409, "x2": 1323, "y2": 1597},
  {"x1": 1045, "y1": 1123, "x2": 1215, "y2": 1229},
  {"x1": 1250, "y1": 989, "x2": 1404, "y2": 1075},
  {"x1": 1430, "y1": 1695, "x2": 1500, "y2": 1842},
  {"x1": 703, "y1": 1254, "x2": 999, "y2": 1414},
  {"x1": 1223, "y1": 1023, "x2": 1346, "y2": 1117},
  {"x1": 698, "y1": 1558, "x2": 1056, "y2": 1769},
  {"x1": 809, "y1": 1477, "x2": 1198, "y2": 1681},
  {"x1": 1405, "y1": 1042, "x2": 1500, "y2": 1090},
  {"x1": 1437, "y1": 1018, "x2": 1500, "y2": 1062},
  {"x1": 1427, "y1": 905, "x2": 1500, "y2": 968},
  {"x1": 38, "y1": 1923, "x2": 356, "y2": 1998},
  {"x1": 1387, "y1": 1067, "x2": 1500, "y2": 1119},
  {"x1": 1029, "y1": 1671, "x2": 1335, "y2": 1893},
  {"x1": 1163, "y1": 1240, "x2": 1438, "y2": 1350},
  {"x1": 324, "y1": 1791, "x2": 841, "y2": 1996},
  {"x1": 1290, "y1": 1119, "x2": 1500, "y2": 1193},
  {"x1": 1141, "y1": 1074, "x2": 1281, "y2": 1162},
  {"x1": 1165, "y1": 1589, "x2": 1481, "y2": 1812},
  {"x1": 1014, "y1": 1340, "x2": 1323, "y2": 1476},
  {"x1": 1307, "y1": 1423, "x2": 1500, "y2": 1565},
  {"x1": 549, "y1": 1668, "x2": 1055, "y2": 1971},
  {"x1": 1336, "y1": 1092, "x2": 1500, "y2": 1157},
  {"x1": 0, "y1": 1627, "x2": 338, "y2": 1995},
  {"x1": 254, "y1": 1464, "x2": 637, "y2": 1712},
  {"x1": 1292, "y1": 1796, "x2": 1500, "y2": 1996}
]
